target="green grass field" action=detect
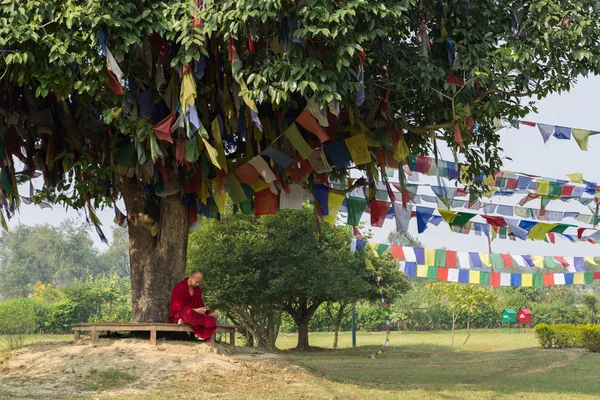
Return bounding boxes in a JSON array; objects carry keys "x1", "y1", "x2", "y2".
[{"x1": 1, "y1": 330, "x2": 599, "y2": 399}]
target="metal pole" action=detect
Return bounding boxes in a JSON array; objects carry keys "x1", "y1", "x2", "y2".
[{"x1": 351, "y1": 304, "x2": 357, "y2": 348}]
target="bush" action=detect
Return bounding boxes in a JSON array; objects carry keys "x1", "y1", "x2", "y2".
[
  {"x1": 581, "y1": 325, "x2": 600, "y2": 353},
  {"x1": 534, "y1": 323, "x2": 554, "y2": 348},
  {"x1": 552, "y1": 324, "x2": 583, "y2": 348},
  {"x1": 0, "y1": 298, "x2": 41, "y2": 350}
]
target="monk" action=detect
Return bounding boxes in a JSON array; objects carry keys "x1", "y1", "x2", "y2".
[{"x1": 169, "y1": 269, "x2": 220, "y2": 343}]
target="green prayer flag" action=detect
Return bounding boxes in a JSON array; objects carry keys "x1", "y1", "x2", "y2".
[
  {"x1": 490, "y1": 254, "x2": 504, "y2": 270},
  {"x1": 347, "y1": 196, "x2": 368, "y2": 226},
  {"x1": 283, "y1": 123, "x2": 313, "y2": 159},
  {"x1": 225, "y1": 173, "x2": 247, "y2": 204},
  {"x1": 407, "y1": 154, "x2": 417, "y2": 170},
  {"x1": 544, "y1": 256, "x2": 556, "y2": 269},
  {"x1": 427, "y1": 266, "x2": 438, "y2": 280},
  {"x1": 499, "y1": 226, "x2": 507, "y2": 239},
  {"x1": 550, "y1": 224, "x2": 574, "y2": 234},
  {"x1": 452, "y1": 212, "x2": 476, "y2": 227},
  {"x1": 184, "y1": 137, "x2": 198, "y2": 162},
  {"x1": 589, "y1": 130, "x2": 600, "y2": 136},
  {"x1": 0, "y1": 168, "x2": 12, "y2": 194},
  {"x1": 134, "y1": 137, "x2": 147, "y2": 166},
  {"x1": 584, "y1": 272, "x2": 594, "y2": 285},
  {"x1": 480, "y1": 271, "x2": 490, "y2": 286},
  {"x1": 376, "y1": 244, "x2": 390, "y2": 257},
  {"x1": 532, "y1": 274, "x2": 543, "y2": 288},
  {"x1": 548, "y1": 182, "x2": 562, "y2": 197},
  {"x1": 434, "y1": 249, "x2": 447, "y2": 267},
  {"x1": 239, "y1": 190, "x2": 254, "y2": 215},
  {"x1": 117, "y1": 142, "x2": 136, "y2": 166}
]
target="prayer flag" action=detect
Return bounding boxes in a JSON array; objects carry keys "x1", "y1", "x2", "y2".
[
  {"x1": 416, "y1": 207, "x2": 434, "y2": 233},
  {"x1": 500, "y1": 273, "x2": 511, "y2": 286},
  {"x1": 427, "y1": 266, "x2": 438, "y2": 280},
  {"x1": 532, "y1": 274, "x2": 543, "y2": 288},
  {"x1": 437, "y1": 267, "x2": 449, "y2": 281},
  {"x1": 553, "y1": 126, "x2": 571, "y2": 140},
  {"x1": 425, "y1": 248, "x2": 435, "y2": 266},
  {"x1": 307, "y1": 148, "x2": 333, "y2": 173},
  {"x1": 347, "y1": 196, "x2": 368, "y2": 226},
  {"x1": 459, "y1": 270, "x2": 470, "y2": 284},
  {"x1": 260, "y1": 146, "x2": 294, "y2": 168},
  {"x1": 448, "y1": 268, "x2": 459, "y2": 282},
  {"x1": 457, "y1": 252, "x2": 471, "y2": 269},
  {"x1": 469, "y1": 270, "x2": 480, "y2": 284},
  {"x1": 345, "y1": 134, "x2": 371, "y2": 165},
  {"x1": 153, "y1": 111, "x2": 176, "y2": 143},
  {"x1": 522, "y1": 274, "x2": 533, "y2": 287},
  {"x1": 543, "y1": 274, "x2": 555, "y2": 286},
  {"x1": 279, "y1": 184, "x2": 305, "y2": 210},
  {"x1": 554, "y1": 273, "x2": 566, "y2": 285},
  {"x1": 254, "y1": 188, "x2": 278, "y2": 215},
  {"x1": 324, "y1": 141, "x2": 352, "y2": 168},
  {"x1": 248, "y1": 155, "x2": 277, "y2": 183},
  {"x1": 391, "y1": 246, "x2": 405, "y2": 260},
  {"x1": 446, "y1": 250, "x2": 457, "y2": 268},
  {"x1": 324, "y1": 192, "x2": 346, "y2": 225},
  {"x1": 510, "y1": 273, "x2": 521, "y2": 287},
  {"x1": 296, "y1": 109, "x2": 329, "y2": 142},
  {"x1": 284, "y1": 123, "x2": 313, "y2": 159},
  {"x1": 370, "y1": 199, "x2": 391, "y2": 227},
  {"x1": 537, "y1": 124, "x2": 554, "y2": 143},
  {"x1": 417, "y1": 265, "x2": 428, "y2": 278},
  {"x1": 480, "y1": 271, "x2": 490, "y2": 286},
  {"x1": 414, "y1": 248, "x2": 425, "y2": 265},
  {"x1": 234, "y1": 163, "x2": 260, "y2": 185}
]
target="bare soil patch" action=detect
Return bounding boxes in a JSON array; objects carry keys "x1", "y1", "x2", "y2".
[{"x1": 0, "y1": 337, "x2": 283, "y2": 399}]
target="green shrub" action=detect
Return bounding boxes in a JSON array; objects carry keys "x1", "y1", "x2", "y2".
[
  {"x1": 45, "y1": 299, "x2": 76, "y2": 334},
  {"x1": 581, "y1": 325, "x2": 600, "y2": 353},
  {"x1": 552, "y1": 324, "x2": 583, "y2": 348},
  {"x1": 0, "y1": 298, "x2": 41, "y2": 350},
  {"x1": 534, "y1": 323, "x2": 554, "y2": 348}
]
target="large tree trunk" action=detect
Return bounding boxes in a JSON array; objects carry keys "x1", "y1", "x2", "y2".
[
  {"x1": 121, "y1": 178, "x2": 189, "y2": 322},
  {"x1": 333, "y1": 326, "x2": 340, "y2": 349}
]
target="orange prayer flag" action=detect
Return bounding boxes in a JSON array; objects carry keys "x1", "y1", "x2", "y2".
[
  {"x1": 296, "y1": 109, "x2": 329, "y2": 142},
  {"x1": 234, "y1": 163, "x2": 260, "y2": 185},
  {"x1": 153, "y1": 111, "x2": 176, "y2": 143}
]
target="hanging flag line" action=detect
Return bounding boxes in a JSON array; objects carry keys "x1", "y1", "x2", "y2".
[
  {"x1": 404, "y1": 154, "x2": 600, "y2": 199},
  {"x1": 400, "y1": 262, "x2": 600, "y2": 287},
  {"x1": 355, "y1": 241, "x2": 600, "y2": 271},
  {"x1": 502, "y1": 118, "x2": 600, "y2": 151}
]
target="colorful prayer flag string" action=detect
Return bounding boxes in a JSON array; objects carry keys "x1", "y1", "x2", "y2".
[{"x1": 370, "y1": 276, "x2": 392, "y2": 358}]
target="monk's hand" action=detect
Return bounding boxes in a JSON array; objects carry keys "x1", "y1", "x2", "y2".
[
  {"x1": 194, "y1": 307, "x2": 207, "y2": 315},
  {"x1": 211, "y1": 311, "x2": 221, "y2": 319}
]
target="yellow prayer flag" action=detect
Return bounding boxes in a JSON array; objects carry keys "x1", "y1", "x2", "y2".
[
  {"x1": 324, "y1": 192, "x2": 346, "y2": 226},
  {"x1": 211, "y1": 118, "x2": 228, "y2": 172},
  {"x1": 364, "y1": 258, "x2": 375, "y2": 270},
  {"x1": 237, "y1": 80, "x2": 258, "y2": 113},
  {"x1": 425, "y1": 248, "x2": 435, "y2": 266},
  {"x1": 202, "y1": 138, "x2": 223, "y2": 170},
  {"x1": 469, "y1": 270, "x2": 480, "y2": 284},
  {"x1": 439, "y1": 210, "x2": 458, "y2": 224},
  {"x1": 367, "y1": 242, "x2": 380, "y2": 257},
  {"x1": 572, "y1": 129, "x2": 590, "y2": 151},
  {"x1": 180, "y1": 71, "x2": 196, "y2": 113},
  {"x1": 574, "y1": 272, "x2": 585, "y2": 285},
  {"x1": 479, "y1": 253, "x2": 491, "y2": 267},
  {"x1": 528, "y1": 223, "x2": 558, "y2": 241},
  {"x1": 522, "y1": 274, "x2": 533, "y2": 287},
  {"x1": 251, "y1": 179, "x2": 270, "y2": 193},
  {"x1": 486, "y1": 175, "x2": 496, "y2": 187},
  {"x1": 417, "y1": 265, "x2": 428, "y2": 278},
  {"x1": 567, "y1": 173, "x2": 584, "y2": 184},
  {"x1": 212, "y1": 179, "x2": 226, "y2": 213},
  {"x1": 584, "y1": 257, "x2": 599, "y2": 266},
  {"x1": 345, "y1": 134, "x2": 371, "y2": 166},
  {"x1": 393, "y1": 136, "x2": 409, "y2": 162},
  {"x1": 198, "y1": 175, "x2": 210, "y2": 205},
  {"x1": 284, "y1": 123, "x2": 313, "y2": 159},
  {"x1": 531, "y1": 256, "x2": 544, "y2": 269},
  {"x1": 535, "y1": 179, "x2": 550, "y2": 195}
]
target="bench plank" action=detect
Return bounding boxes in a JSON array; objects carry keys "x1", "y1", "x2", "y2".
[{"x1": 73, "y1": 322, "x2": 238, "y2": 347}]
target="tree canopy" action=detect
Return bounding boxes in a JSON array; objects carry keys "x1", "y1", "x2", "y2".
[
  {"x1": 188, "y1": 207, "x2": 409, "y2": 350},
  {"x1": 2, "y1": 0, "x2": 599, "y2": 321}
]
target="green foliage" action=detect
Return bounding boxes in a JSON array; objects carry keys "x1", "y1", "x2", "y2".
[
  {"x1": 534, "y1": 323, "x2": 554, "y2": 348},
  {"x1": 0, "y1": 222, "x2": 130, "y2": 300},
  {"x1": 581, "y1": 325, "x2": 600, "y2": 353}
]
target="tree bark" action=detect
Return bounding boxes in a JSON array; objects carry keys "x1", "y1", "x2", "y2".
[
  {"x1": 333, "y1": 326, "x2": 339, "y2": 349},
  {"x1": 451, "y1": 312, "x2": 456, "y2": 346},
  {"x1": 297, "y1": 321, "x2": 310, "y2": 351},
  {"x1": 463, "y1": 319, "x2": 471, "y2": 345},
  {"x1": 121, "y1": 178, "x2": 189, "y2": 322}
]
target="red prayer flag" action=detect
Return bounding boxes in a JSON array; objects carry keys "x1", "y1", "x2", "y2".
[
  {"x1": 437, "y1": 267, "x2": 449, "y2": 281},
  {"x1": 391, "y1": 245, "x2": 405, "y2": 260},
  {"x1": 490, "y1": 272, "x2": 501, "y2": 287},
  {"x1": 547, "y1": 232, "x2": 556, "y2": 244},
  {"x1": 446, "y1": 251, "x2": 457, "y2": 268},
  {"x1": 500, "y1": 254, "x2": 513, "y2": 268},
  {"x1": 296, "y1": 109, "x2": 329, "y2": 142},
  {"x1": 175, "y1": 140, "x2": 186, "y2": 166},
  {"x1": 520, "y1": 120, "x2": 536, "y2": 127},
  {"x1": 234, "y1": 163, "x2": 260, "y2": 185},
  {"x1": 561, "y1": 185, "x2": 575, "y2": 197},
  {"x1": 254, "y1": 188, "x2": 278, "y2": 216},
  {"x1": 446, "y1": 72, "x2": 464, "y2": 86},
  {"x1": 506, "y1": 178, "x2": 518, "y2": 190},
  {"x1": 153, "y1": 111, "x2": 176, "y2": 143},
  {"x1": 104, "y1": 70, "x2": 124, "y2": 95},
  {"x1": 482, "y1": 215, "x2": 507, "y2": 227},
  {"x1": 543, "y1": 274, "x2": 555, "y2": 287},
  {"x1": 370, "y1": 199, "x2": 391, "y2": 228},
  {"x1": 414, "y1": 155, "x2": 432, "y2": 174},
  {"x1": 593, "y1": 272, "x2": 600, "y2": 280},
  {"x1": 554, "y1": 256, "x2": 569, "y2": 267},
  {"x1": 286, "y1": 155, "x2": 313, "y2": 180},
  {"x1": 453, "y1": 123, "x2": 464, "y2": 148}
]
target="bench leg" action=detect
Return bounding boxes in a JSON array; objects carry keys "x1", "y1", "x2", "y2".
[
  {"x1": 150, "y1": 327, "x2": 157, "y2": 346},
  {"x1": 230, "y1": 331, "x2": 235, "y2": 347},
  {"x1": 91, "y1": 327, "x2": 99, "y2": 345},
  {"x1": 74, "y1": 330, "x2": 80, "y2": 341}
]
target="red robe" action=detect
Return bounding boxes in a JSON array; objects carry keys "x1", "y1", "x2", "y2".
[{"x1": 169, "y1": 278, "x2": 217, "y2": 340}]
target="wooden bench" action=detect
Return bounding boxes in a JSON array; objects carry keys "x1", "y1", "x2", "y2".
[{"x1": 73, "y1": 322, "x2": 237, "y2": 346}]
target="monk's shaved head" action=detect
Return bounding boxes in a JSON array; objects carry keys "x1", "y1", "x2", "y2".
[{"x1": 188, "y1": 269, "x2": 203, "y2": 288}]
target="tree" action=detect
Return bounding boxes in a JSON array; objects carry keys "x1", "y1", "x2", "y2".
[
  {"x1": 324, "y1": 250, "x2": 409, "y2": 349},
  {"x1": 427, "y1": 282, "x2": 497, "y2": 345},
  {"x1": 388, "y1": 231, "x2": 423, "y2": 248},
  {"x1": 2, "y1": 1, "x2": 599, "y2": 322},
  {"x1": 0, "y1": 221, "x2": 111, "y2": 299},
  {"x1": 582, "y1": 294, "x2": 599, "y2": 325}
]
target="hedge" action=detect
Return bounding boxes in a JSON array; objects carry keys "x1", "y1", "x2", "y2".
[{"x1": 534, "y1": 323, "x2": 600, "y2": 352}]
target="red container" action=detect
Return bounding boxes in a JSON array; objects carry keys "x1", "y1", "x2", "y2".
[{"x1": 518, "y1": 308, "x2": 532, "y2": 323}]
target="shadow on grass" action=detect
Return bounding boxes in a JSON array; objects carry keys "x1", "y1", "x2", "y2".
[{"x1": 282, "y1": 344, "x2": 600, "y2": 397}]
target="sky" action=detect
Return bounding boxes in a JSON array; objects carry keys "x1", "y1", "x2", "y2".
[{"x1": 7, "y1": 75, "x2": 600, "y2": 258}]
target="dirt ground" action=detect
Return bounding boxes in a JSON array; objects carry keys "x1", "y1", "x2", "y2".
[{"x1": 0, "y1": 337, "x2": 290, "y2": 399}]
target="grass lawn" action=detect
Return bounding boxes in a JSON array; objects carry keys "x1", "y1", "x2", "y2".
[{"x1": 1, "y1": 330, "x2": 599, "y2": 399}]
